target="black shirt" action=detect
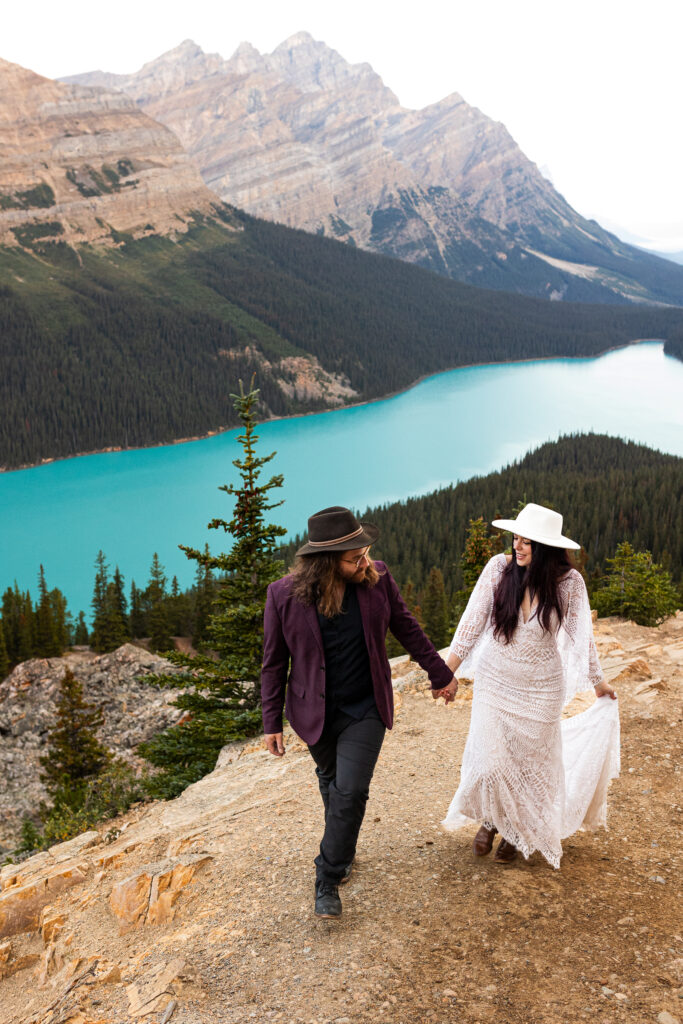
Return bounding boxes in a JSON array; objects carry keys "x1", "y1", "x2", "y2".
[{"x1": 317, "y1": 584, "x2": 376, "y2": 720}]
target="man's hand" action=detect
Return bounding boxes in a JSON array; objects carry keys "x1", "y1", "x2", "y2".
[
  {"x1": 432, "y1": 679, "x2": 458, "y2": 703},
  {"x1": 265, "y1": 732, "x2": 286, "y2": 757}
]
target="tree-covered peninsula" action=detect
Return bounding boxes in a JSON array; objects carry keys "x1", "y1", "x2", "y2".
[{"x1": 2, "y1": 210, "x2": 683, "y2": 469}]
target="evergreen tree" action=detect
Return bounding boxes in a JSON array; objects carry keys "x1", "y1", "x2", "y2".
[
  {"x1": 191, "y1": 547, "x2": 215, "y2": 646},
  {"x1": 167, "y1": 575, "x2": 193, "y2": 638},
  {"x1": 593, "y1": 542, "x2": 679, "y2": 626},
  {"x1": 385, "y1": 578, "x2": 424, "y2": 658},
  {"x1": 140, "y1": 380, "x2": 287, "y2": 798},
  {"x1": 17, "y1": 589, "x2": 34, "y2": 662},
  {"x1": 39, "y1": 669, "x2": 110, "y2": 811},
  {"x1": 1, "y1": 587, "x2": 20, "y2": 665},
  {"x1": 146, "y1": 553, "x2": 172, "y2": 652},
  {"x1": 90, "y1": 551, "x2": 110, "y2": 652},
  {"x1": 422, "y1": 567, "x2": 450, "y2": 649},
  {"x1": 402, "y1": 580, "x2": 424, "y2": 628},
  {"x1": 180, "y1": 379, "x2": 288, "y2": 685},
  {"x1": 90, "y1": 553, "x2": 129, "y2": 652},
  {"x1": 50, "y1": 587, "x2": 71, "y2": 651},
  {"x1": 35, "y1": 566, "x2": 60, "y2": 657},
  {"x1": 453, "y1": 517, "x2": 504, "y2": 621},
  {"x1": 128, "y1": 581, "x2": 146, "y2": 639},
  {"x1": 73, "y1": 610, "x2": 89, "y2": 646},
  {"x1": 109, "y1": 567, "x2": 129, "y2": 642},
  {"x1": 101, "y1": 567, "x2": 129, "y2": 650}
]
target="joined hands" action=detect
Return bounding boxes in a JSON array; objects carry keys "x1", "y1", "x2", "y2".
[{"x1": 432, "y1": 678, "x2": 458, "y2": 703}]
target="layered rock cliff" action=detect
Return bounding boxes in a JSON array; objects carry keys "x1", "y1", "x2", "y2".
[
  {"x1": 65, "y1": 34, "x2": 683, "y2": 304},
  {"x1": 0, "y1": 57, "x2": 226, "y2": 248}
]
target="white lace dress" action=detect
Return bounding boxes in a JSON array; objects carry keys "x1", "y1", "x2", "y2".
[{"x1": 442, "y1": 554, "x2": 620, "y2": 868}]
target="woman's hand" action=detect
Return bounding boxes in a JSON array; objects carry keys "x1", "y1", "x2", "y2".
[
  {"x1": 594, "y1": 680, "x2": 617, "y2": 700},
  {"x1": 433, "y1": 678, "x2": 458, "y2": 703}
]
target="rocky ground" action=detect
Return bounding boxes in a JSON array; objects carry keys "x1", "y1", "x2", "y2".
[
  {"x1": 0, "y1": 645, "x2": 183, "y2": 853},
  {"x1": 0, "y1": 614, "x2": 681, "y2": 1024}
]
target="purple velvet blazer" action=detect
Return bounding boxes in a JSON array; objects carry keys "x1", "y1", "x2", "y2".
[{"x1": 261, "y1": 561, "x2": 453, "y2": 745}]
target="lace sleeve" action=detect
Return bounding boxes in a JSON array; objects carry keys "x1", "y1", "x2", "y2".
[
  {"x1": 557, "y1": 571, "x2": 604, "y2": 703},
  {"x1": 449, "y1": 555, "x2": 505, "y2": 670}
]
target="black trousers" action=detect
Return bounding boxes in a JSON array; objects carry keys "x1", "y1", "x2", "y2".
[{"x1": 308, "y1": 705, "x2": 386, "y2": 885}]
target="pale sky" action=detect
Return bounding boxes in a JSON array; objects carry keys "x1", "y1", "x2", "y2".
[{"x1": 4, "y1": 0, "x2": 681, "y2": 251}]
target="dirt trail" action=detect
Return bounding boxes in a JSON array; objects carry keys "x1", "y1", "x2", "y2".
[{"x1": 0, "y1": 614, "x2": 681, "y2": 1024}]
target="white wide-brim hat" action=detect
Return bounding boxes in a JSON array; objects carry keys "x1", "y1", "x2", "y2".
[{"x1": 491, "y1": 502, "x2": 580, "y2": 550}]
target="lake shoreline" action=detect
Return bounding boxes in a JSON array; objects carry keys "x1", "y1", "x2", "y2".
[{"x1": 0, "y1": 338, "x2": 661, "y2": 475}]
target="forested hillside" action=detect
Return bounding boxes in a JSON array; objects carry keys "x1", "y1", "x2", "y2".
[
  {"x1": 281, "y1": 434, "x2": 683, "y2": 595},
  {"x1": 3, "y1": 210, "x2": 683, "y2": 469}
]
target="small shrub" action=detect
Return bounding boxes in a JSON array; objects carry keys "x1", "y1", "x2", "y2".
[
  {"x1": 593, "y1": 542, "x2": 679, "y2": 626},
  {"x1": 39, "y1": 760, "x2": 148, "y2": 848}
]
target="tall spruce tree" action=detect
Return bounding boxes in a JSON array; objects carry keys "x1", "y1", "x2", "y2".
[
  {"x1": 73, "y1": 611, "x2": 89, "y2": 646},
  {"x1": 90, "y1": 550, "x2": 110, "y2": 652},
  {"x1": 35, "y1": 566, "x2": 60, "y2": 658},
  {"x1": 50, "y1": 587, "x2": 71, "y2": 651},
  {"x1": 146, "y1": 554, "x2": 172, "y2": 652},
  {"x1": 1, "y1": 584, "x2": 34, "y2": 665},
  {"x1": 17, "y1": 589, "x2": 34, "y2": 662},
  {"x1": 452, "y1": 517, "x2": 504, "y2": 621},
  {"x1": 39, "y1": 669, "x2": 110, "y2": 811},
  {"x1": 139, "y1": 380, "x2": 286, "y2": 798},
  {"x1": 108, "y1": 567, "x2": 130, "y2": 646},
  {"x1": 129, "y1": 581, "x2": 146, "y2": 639},
  {"x1": 422, "y1": 567, "x2": 451, "y2": 649}
]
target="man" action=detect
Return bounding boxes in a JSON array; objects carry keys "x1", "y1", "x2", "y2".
[{"x1": 261, "y1": 506, "x2": 457, "y2": 919}]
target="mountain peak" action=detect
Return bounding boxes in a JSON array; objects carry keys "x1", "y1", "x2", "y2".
[
  {"x1": 227, "y1": 40, "x2": 263, "y2": 75},
  {"x1": 273, "y1": 30, "x2": 318, "y2": 50}
]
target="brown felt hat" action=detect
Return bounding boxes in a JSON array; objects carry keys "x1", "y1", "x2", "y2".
[{"x1": 296, "y1": 506, "x2": 380, "y2": 556}]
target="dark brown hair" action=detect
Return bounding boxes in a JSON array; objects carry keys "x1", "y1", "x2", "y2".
[
  {"x1": 492, "y1": 542, "x2": 573, "y2": 643},
  {"x1": 290, "y1": 552, "x2": 381, "y2": 618}
]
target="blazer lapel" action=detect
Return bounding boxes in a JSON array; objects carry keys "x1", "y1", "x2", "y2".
[
  {"x1": 356, "y1": 584, "x2": 372, "y2": 648},
  {"x1": 303, "y1": 602, "x2": 324, "y2": 655}
]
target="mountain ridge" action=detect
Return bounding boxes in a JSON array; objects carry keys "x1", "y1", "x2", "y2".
[
  {"x1": 0, "y1": 56, "x2": 223, "y2": 248},
  {"x1": 63, "y1": 34, "x2": 683, "y2": 306}
]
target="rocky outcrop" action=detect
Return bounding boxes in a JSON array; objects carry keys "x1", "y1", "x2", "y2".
[
  {"x1": 0, "y1": 57, "x2": 228, "y2": 249},
  {"x1": 0, "y1": 645, "x2": 183, "y2": 852},
  {"x1": 64, "y1": 35, "x2": 683, "y2": 304}
]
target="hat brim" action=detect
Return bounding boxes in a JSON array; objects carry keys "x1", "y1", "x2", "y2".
[
  {"x1": 296, "y1": 522, "x2": 380, "y2": 557},
  {"x1": 491, "y1": 519, "x2": 580, "y2": 550}
]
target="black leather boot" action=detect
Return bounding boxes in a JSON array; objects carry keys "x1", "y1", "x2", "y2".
[{"x1": 315, "y1": 880, "x2": 342, "y2": 918}]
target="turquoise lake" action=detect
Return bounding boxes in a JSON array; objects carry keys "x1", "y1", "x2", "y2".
[{"x1": 1, "y1": 340, "x2": 682, "y2": 617}]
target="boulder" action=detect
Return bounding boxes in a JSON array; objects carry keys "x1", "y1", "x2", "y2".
[{"x1": 110, "y1": 855, "x2": 213, "y2": 932}]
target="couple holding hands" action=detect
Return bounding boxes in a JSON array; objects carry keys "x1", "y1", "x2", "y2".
[{"x1": 261, "y1": 504, "x2": 620, "y2": 919}]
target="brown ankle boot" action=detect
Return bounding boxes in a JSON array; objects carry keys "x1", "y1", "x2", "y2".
[
  {"x1": 472, "y1": 824, "x2": 497, "y2": 856},
  {"x1": 493, "y1": 838, "x2": 517, "y2": 863}
]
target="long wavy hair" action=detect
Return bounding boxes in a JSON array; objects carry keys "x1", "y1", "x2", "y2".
[
  {"x1": 492, "y1": 542, "x2": 573, "y2": 643},
  {"x1": 290, "y1": 552, "x2": 381, "y2": 618}
]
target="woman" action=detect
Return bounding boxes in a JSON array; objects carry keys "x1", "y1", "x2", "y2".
[{"x1": 442, "y1": 503, "x2": 620, "y2": 868}]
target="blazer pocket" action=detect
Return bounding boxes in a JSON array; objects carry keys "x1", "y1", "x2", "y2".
[{"x1": 288, "y1": 677, "x2": 306, "y2": 699}]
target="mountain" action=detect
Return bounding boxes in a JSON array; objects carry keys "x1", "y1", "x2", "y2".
[
  {"x1": 3, "y1": 54, "x2": 683, "y2": 471},
  {"x1": 64, "y1": 34, "x2": 683, "y2": 306},
  {"x1": 0, "y1": 57, "x2": 222, "y2": 247}
]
